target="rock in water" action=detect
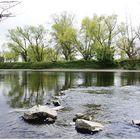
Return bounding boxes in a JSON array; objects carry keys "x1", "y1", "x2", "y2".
[
  {"x1": 53, "y1": 100, "x2": 61, "y2": 106},
  {"x1": 75, "y1": 113, "x2": 84, "y2": 118},
  {"x1": 73, "y1": 113, "x2": 92, "y2": 122},
  {"x1": 132, "y1": 120, "x2": 140, "y2": 126},
  {"x1": 73, "y1": 113, "x2": 84, "y2": 122},
  {"x1": 75, "y1": 119, "x2": 104, "y2": 134},
  {"x1": 58, "y1": 91, "x2": 65, "y2": 96},
  {"x1": 23, "y1": 105, "x2": 57, "y2": 124}
]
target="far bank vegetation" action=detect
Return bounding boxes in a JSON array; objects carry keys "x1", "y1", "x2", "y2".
[{"x1": 2, "y1": 12, "x2": 140, "y2": 69}]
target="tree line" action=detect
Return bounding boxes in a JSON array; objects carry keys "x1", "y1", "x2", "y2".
[{"x1": 2, "y1": 12, "x2": 140, "y2": 65}]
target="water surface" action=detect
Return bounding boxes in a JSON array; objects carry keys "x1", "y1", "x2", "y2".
[{"x1": 0, "y1": 70, "x2": 140, "y2": 138}]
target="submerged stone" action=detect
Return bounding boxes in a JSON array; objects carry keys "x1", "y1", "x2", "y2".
[{"x1": 75, "y1": 119, "x2": 104, "y2": 134}]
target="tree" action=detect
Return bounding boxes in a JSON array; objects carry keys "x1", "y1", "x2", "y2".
[
  {"x1": 77, "y1": 16, "x2": 97, "y2": 60},
  {"x1": 7, "y1": 25, "x2": 47, "y2": 62},
  {"x1": 7, "y1": 27, "x2": 29, "y2": 62},
  {"x1": 51, "y1": 12, "x2": 77, "y2": 60},
  {"x1": 0, "y1": 1, "x2": 21, "y2": 22},
  {"x1": 44, "y1": 47, "x2": 60, "y2": 62},
  {"x1": 94, "y1": 15, "x2": 118, "y2": 65},
  {"x1": 117, "y1": 22, "x2": 139, "y2": 60},
  {"x1": 22, "y1": 25, "x2": 47, "y2": 62},
  {"x1": 3, "y1": 51, "x2": 18, "y2": 62}
]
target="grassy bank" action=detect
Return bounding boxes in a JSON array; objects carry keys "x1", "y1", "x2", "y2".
[
  {"x1": 0, "y1": 60, "x2": 115, "y2": 69},
  {"x1": 0, "y1": 59, "x2": 139, "y2": 69}
]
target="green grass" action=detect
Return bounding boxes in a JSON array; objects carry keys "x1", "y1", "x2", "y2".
[
  {"x1": 0, "y1": 59, "x2": 139, "y2": 69},
  {"x1": 0, "y1": 60, "x2": 103, "y2": 69},
  {"x1": 119, "y1": 59, "x2": 140, "y2": 70}
]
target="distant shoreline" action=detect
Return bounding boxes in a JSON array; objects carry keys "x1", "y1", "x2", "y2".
[
  {"x1": 0, "y1": 60, "x2": 139, "y2": 70},
  {"x1": 0, "y1": 69, "x2": 140, "y2": 72}
]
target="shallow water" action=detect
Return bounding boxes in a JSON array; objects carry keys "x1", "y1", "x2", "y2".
[{"x1": 0, "y1": 70, "x2": 140, "y2": 138}]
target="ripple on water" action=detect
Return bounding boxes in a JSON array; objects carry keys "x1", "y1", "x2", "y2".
[{"x1": 1, "y1": 84, "x2": 140, "y2": 138}]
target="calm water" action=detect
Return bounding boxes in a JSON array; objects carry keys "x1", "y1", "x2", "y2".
[{"x1": 0, "y1": 70, "x2": 140, "y2": 138}]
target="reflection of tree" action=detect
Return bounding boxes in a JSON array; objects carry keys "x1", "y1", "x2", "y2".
[
  {"x1": 121, "y1": 72, "x2": 140, "y2": 86},
  {"x1": 5, "y1": 72, "x2": 44, "y2": 108},
  {"x1": 61, "y1": 72, "x2": 75, "y2": 90},
  {"x1": 3, "y1": 71, "x2": 119, "y2": 108},
  {"x1": 4, "y1": 72, "x2": 26, "y2": 108},
  {"x1": 4, "y1": 71, "x2": 61, "y2": 108},
  {"x1": 82, "y1": 72, "x2": 93, "y2": 87},
  {"x1": 54, "y1": 72, "x2": 75, "y2": 96},
  {"x1": 96, "y1": 72, "x2": 114, "y2": 86}
]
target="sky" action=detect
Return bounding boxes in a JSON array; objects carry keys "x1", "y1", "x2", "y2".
[{"x1": 1, "y1": 0, "x2": 140, "y2": 47}]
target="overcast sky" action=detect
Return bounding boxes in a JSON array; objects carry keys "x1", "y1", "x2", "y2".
[{"x1": 1, "y1": 0, "x2": 140, "y2": 46}]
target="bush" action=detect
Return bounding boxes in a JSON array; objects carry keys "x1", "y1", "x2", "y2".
[{"x1": 95, "y1": 46, "x2": 115, "y2": 67}]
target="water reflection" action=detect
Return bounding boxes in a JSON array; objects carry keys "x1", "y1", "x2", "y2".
[
  {"x1": 96, "y1": 72, "x2": 114, "y2": 86},
  {"x1": 1, "y1": 71, "x2": 140, "y2": 108},
  {"x1": 120, "y1": 72, "x2": 140, "y2": 86}
]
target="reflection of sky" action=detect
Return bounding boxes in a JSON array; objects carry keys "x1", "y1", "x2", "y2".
[{"x1": 1, "y1": 0, "x2": 140, "y2": 48}]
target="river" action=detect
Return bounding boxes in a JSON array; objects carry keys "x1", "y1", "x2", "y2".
[{"x1": 0, "y1": 70, "x2": 140, "y2": 138}]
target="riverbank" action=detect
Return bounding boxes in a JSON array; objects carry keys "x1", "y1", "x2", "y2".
[{"x1": 0, "y1": 59, "x2": 140, "y2": 69}]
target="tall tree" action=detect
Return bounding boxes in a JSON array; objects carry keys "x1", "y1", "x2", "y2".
[
  {"x1": 51, "y1": 12, "x2": 77, "y2": 60},
  {"x1": 22, "y1": 25, "x2": 47, "y2": 62},
  {"x1": 77, "y1": 16, "x2": 97, "y2": 60},
  {"x1": 8, "y1": 27, "x2": 29, "y2": 62},
  {"x1": 94, "y1": 15, "x2": 118, "y2": 65},
  {"x1": 117, "y1": 22, "x2": 138, "y2": 60},
  {"x1": 7, "y1": 25, "x2": 47, "y2": 62}
]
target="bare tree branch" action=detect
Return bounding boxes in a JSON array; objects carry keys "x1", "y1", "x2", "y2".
[{"x1": 0, "y1": 0, "x2": 21, "y2": 22}]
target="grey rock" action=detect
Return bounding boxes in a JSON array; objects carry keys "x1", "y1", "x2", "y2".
[
  {"x1": 52, "y1": 96, "x2": 59, "y2": 100},
  {"x1": 23, "y1": 105, "x2": 57, "y2": 123},
  {"x1": 73, "y1": 113, "x2": 92, "y2": 122},
  {"x1": 75, "y1": 119, "x2": 104, "y2": 134},
  {"x1": 53, "y1": 100, "x2": 61, "y2": 106},
  {"x1": 75, "y1": 113, "x2": 84, "y2": 118},
  {"x1": 58, "y1": 91, "x2": 65, "y2": 96},
  {"x1": 132, "y1": 120, "x2": 140, "y2": 126}
]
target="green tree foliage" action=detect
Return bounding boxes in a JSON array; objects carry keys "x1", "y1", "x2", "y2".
[
  {"x1": 7, "y1": 27, "x2": 29, "y2": 62},
  {"x1": 77, "y1": 14, "x2": 117, "y2": 64},
  {"x1": 77, "y1": 16, "x2": 98, "y2": 60},
  {"x1": 3, "y1": 51, "x2": 18, "y2": 62},
  {"x1": 24, "y1": 25, "x2": 47, "y2": 62},
  {"x1": 7, "y1": 25, "x2": 47, "y2": 62},
  {"x1": 4, "y1": 12, "x2": 140, "y2": 66},
  {"x1": 44, "y1": 47, "x2": 60, "y2": 62},
  {"x1": 52, "y1": 12, "x2": 77, "y2": 60},
  {"x1": 96, "y1": 45, "x2": 114, "y2": 66},
  {"x1": 94, "y1": 15, "x2": 118, "y2": 65}
]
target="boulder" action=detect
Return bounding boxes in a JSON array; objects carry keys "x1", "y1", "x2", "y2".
[
  {"x1": 75, "y1": 113, "x2": 84, "y2": 118},
  {"x1": 23, "y1": 105, "x2": 57, "y2": 124},
  {"x1": 75, "y1": 119, "x2": 104, "y2": 134},
  {"x1": 132, "y1": 120, "x2": 140, "y2": 126},
  {"x1": 58, "y1": 91, "x2": 65, "y2": 96},
  {"x1": 53, "y1": 100, "x2": 61, "y2": 106},
  {"x1": 52, "y1": 96, "x2": 59, "y2": 100},
  {"x1": 73, "y1": 113, "x2": 92, "y2": 122}
]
